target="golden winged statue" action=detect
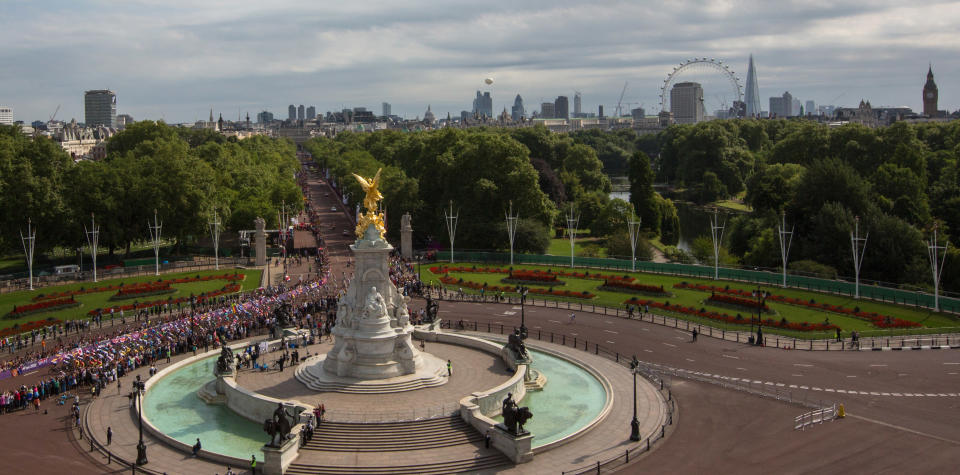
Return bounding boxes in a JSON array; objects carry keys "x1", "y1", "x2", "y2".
[
  {"x1": 352, "y1": 168, "x2": 386, "y2": 239},
  {"x1": 352, "y1": 168, "x2": 383, "y2": 213}
]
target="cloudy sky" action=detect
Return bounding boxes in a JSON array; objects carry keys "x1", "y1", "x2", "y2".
[{"x1": 1, "y1": 0, "x2": 957, "y2": 123}]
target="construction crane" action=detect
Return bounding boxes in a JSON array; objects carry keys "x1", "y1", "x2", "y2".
[
  {"x1": 49, "y1": 104, "x2": 60, "y2": 123},
  {"x1": 614, "y1": 82, "x2": 628, "y2": 118}
]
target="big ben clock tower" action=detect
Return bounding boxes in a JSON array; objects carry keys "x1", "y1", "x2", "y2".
[{"x1": 923, "y1": 65, "x2": 939, "y2": 117}]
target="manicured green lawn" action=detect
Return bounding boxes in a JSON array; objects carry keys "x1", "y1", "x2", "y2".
[
  {"x1": 546, "y1": 237, "x2": 606, "y2": 257},
  {"x1": 714, "y1": 199, "x2": 752, "y2": 212},
  {"x1": 425, "y1": 262, "x2": 960, "y2": 339},
  {"x1": 0, "y1": 268, "x2": 261, "y2": 330}
]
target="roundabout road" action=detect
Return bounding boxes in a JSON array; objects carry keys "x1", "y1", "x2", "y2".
[{"x1": 406, "y1": 298, "x2": 960, "y2": 472}]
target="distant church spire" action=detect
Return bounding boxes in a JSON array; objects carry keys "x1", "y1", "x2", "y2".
[
  {"x1": 744, "y1": 54, "x2": 761, "y2": 117},
  {"x1": 209, "y1": 108, "x2": 214, "y2": 123}
]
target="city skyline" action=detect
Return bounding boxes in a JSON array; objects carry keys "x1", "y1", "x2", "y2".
[{"x1": 1, "y1": 1, "x2": 958, "y2": 123}]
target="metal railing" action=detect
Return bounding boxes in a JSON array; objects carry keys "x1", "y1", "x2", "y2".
[
  {"x1": 428, "y1": 291, "x2": 960, "y2": 348},
  {"x1": 795, "y1": 404, "x2": 838, "y2": 430},
  {"x1": 0, "y1": 257, "x2": 249, "y2": 294},
  {"x1": 80, "y1": 396, "x2": 163, "y2": 474},
  {"x1": 428, "y1": 250, "x2": 960, "y2": 314}
]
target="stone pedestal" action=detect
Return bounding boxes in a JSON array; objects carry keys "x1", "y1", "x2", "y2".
[
  {"x1": 322, "y1": 224, "x2": 422, "y2": 379},
  {"x1": 254, "y1": 217, "x2": 267, "y2": 267},
  {"x1": 261, "y1": 435, "x2": 299, "y2": 475},
  {"x1": 400, "y1": 212, "x2": 413, "y2": 259},
  {"x1": 492, "y1": 426, "x2": 534, "y2": 463}
]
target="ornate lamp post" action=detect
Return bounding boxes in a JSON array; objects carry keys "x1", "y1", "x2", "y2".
[
  {"x1": 133, "y1": 377, "x2": 148, "y2": 465},
  {"x1": 751, "y1": 287, "x2": 769, "y2": 345},
  {"x1": 518, "y1": 285, "x2": 529, "y2": 339},
  {"x1": 629, "y1": 356, "x2": 641, "y2": 441}
]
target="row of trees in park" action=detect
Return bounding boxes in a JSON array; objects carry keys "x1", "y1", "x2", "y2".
[
  {"x1": 0, "y1": 122, "x2": 302, "y2": 261},
  {"x1": 303, "y1": 127, "x2": 663, "y2": 259},
  {"x1": 645, "y1": 119, "x2": 960, "y2": 292}
]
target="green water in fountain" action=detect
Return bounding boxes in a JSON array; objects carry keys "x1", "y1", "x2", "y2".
[
  {"x1": 496, "y1": 350, "x2": 607, "y2": 447},
  {"x1": 144, "y1": 348, "x2": 606, "y2": 456},
  {"x1": 143, "y1": 355, "x2": 266, "y2": 460}
]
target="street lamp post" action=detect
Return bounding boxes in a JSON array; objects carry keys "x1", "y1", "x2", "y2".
[
  {"x1": 629, "y1": 356, "x2": 641, "y2": 441},
  {"x1": 752, "y1": 287, "x2": 768, "y2": 345},
  {"x1": 133, "y1": 377, "x2": 148, "y2": 465},
  {"x1": 518, "y1": 285, "x2": 529, "y2": 338}
]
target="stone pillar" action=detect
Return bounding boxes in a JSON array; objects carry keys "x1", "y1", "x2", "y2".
[
  {"x1": 261, "y1": 436, "x2": 299, "y2": 475},
  {"x1": 254, "y1": 217, "x2": 266, "y2": 267},
  {"x1": 400, "y1": 212, "x2": 413, "y2": 259}
]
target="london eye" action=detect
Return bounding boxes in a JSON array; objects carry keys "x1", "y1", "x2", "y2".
[{"x1": 659, "y1": 58, "x2": 744, "y2": 117}]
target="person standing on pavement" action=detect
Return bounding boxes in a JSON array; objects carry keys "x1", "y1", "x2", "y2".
[
  {"x1": 447, "y1": 359, "x2": 452, "y2": 377},
  {"x1": 691, "y1": 328, "x2": 698, "y2": 342},
  {"x1": 107, "y1": 426, "x2": 113, "y2": 445}
]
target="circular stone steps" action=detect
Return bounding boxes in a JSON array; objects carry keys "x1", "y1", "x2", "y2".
[
  {"x1": 286, "y1": 453, "x2": 510, "y2": 475},
  {"x1": 294, "y1": 354, "x2": 448, "y2": 393},
  {"x1": 302, "y1": 416, "x2": 482, "y2": 452}
]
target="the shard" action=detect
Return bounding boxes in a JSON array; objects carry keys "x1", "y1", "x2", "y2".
[{"x1": 744, "y1": 54, "x2": 761, "y2": 118}]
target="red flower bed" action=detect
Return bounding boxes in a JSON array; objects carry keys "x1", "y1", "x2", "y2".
[
  {"x1": 624, "y1": 298, "x2": 838, "y2": 332},
  {"x1": 673, "y1": 282, "x2": 922, "y2": 329},
  {"x1": 33, "y1": 273, "x2": 245, "y2": 302},
  {"x1": 600, "y1": 280, "x2": 668, "y2": 295},
  {"x1": 0, "y1": 318, "x2": 63, "y2": 338},
  {"x1": 506, "y1": 270, "x2": 558, "y2": 283},
  {"x1": 437, "y1": 276, "x2": 594, "y2": 298},
  {"x1": 88, "y1": 283, "x2": 242, "y2": 316},
  {"x1": 114, "y1": 281, "x2": 173, "y2": 298},
  {"x1": 8, "y1": 298, "x2": 80, "y2": 318},
  {"x1": 707, "y1": 294, "x2": 771, "y2": 312},
  {"x1": 438, "y1": 276, "x2": 515, "y2": 292},
  {"x1": 529, "y1": 288, "x2": 595, "y2": 299}
]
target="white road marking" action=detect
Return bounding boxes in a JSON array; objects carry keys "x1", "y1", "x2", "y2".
[
  {"x1": 789, "y1": 384, "x2": 798, "y2": 388},
  {"x1": 949, "y1": 372, "x2": 958, "y2": 375},
  {"x1": 846, "y1": 375, "x2": 857, "y2": 378},
  {"x1": 502, "y1": 311, "x2": 516, "y2": 316},
  {"x1": 644, "y1": 349, "x2": 653, "y2": 353},
  {"x1": 737, "y1": 367, "x2": 748, "y2": 371},
  {"x1": 792, "y1": 374, "x2": 803, "y2": 377},
  {"x1": 641, "y1": 328, "x2": 650, "y2": 332},
  {"x1": 663, "y1": 342, "x2": 677, "y2": 348},
  {"x1": 533, "y1": 326, "x2": 541, "y2": 329},
  {"x1": 722, "y1": 354, "x2": 739, "y2": 360},
  {"x1": 686, "y1": 358, "x2": 695, "y2": 362},
  {"x1": 881, "y1": 392, "x2": 890, "y2": 396},
  {"x1": 898, "y1": 373, "x2": 909, "y2": 377},
  {"x1": 512, "y1": 306, "x2": 522, "y2": 310},
  {"x1": 570, "y1": 333, "x2": 578, "y2": 336},
  {"x1": 870, "y1": 364, "x2": 887, "y2": 367},
  {"x1": 793, "y1": 364, "x2": 813, "y2": 367},
  {"x1": 548, "y1": 320, "x2": 561, "y2": 323},
  {"x1": 604, "y1": 330, "x2": 618, "y2": 334},
  {"x1": 606, "y1": 340, "x2": 616, "y2": 344},
  {"x1": 943, "y1": 362, "x2": 960, "y2": 365}
]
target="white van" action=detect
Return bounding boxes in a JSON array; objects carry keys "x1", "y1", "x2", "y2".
[{"x1": 54, "y1": 264, "x2": 80, "y2": 275}]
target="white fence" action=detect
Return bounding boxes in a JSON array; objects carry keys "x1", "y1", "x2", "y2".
[{"x1": 794, "y1": 404, "x2": 838, "y2": 430}]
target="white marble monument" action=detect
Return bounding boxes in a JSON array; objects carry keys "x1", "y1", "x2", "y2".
[{"x1": 295, "y1": 169, "x2": 446, "y2": 392}]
